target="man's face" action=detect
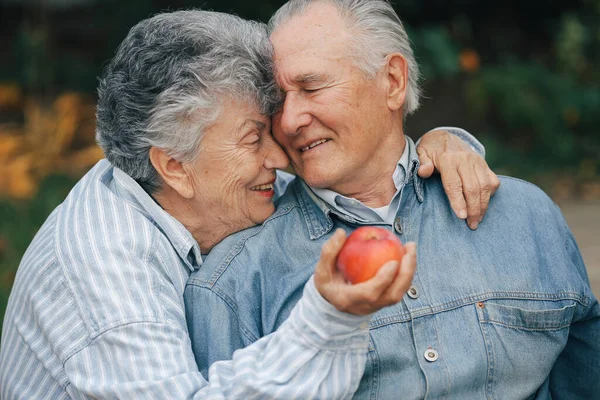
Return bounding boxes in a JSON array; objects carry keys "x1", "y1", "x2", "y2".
[{"x1": 270, "y1": 2, "x2": 397, "y2": 195}]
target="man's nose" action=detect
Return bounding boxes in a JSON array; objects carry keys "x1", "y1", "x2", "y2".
[{"x1": 279, "y1": 92, "x2": 312, "y2": 136}]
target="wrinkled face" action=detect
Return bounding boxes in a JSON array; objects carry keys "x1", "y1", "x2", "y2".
[
  {"x1": 186, "y1": 98, "x2": 289, "y2": 233},
  {"x1": 270, "y1": 3, "x2": 394, "y2": 193}
]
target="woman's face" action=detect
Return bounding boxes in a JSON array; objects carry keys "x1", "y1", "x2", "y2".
[{"x1": 185, "y1": 98, "x2": 289, "y2": 239}]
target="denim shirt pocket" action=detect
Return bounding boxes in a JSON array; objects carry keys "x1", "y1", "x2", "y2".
[{"x1": 476, "y1": 299, "x2": 576, "y2": 400}]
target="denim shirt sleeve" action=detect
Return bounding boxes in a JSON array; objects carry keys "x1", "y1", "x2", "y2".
[
  {"x1": 549, "y1": 219, "x2": 600, "y2": 396},
  {"x1": 184, "y1": 284, "x2": 249, "y2": 378},
  {"x1": 416, "y1": 126, "x2": 486, "y2": 157},
  {"x1": 185, "y1": 276, "x2": 372, "y2": 399}
]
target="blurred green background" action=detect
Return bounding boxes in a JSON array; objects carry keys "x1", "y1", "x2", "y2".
[{"x1": 1, "y1": 0, "x2": 599, "y2": 329}]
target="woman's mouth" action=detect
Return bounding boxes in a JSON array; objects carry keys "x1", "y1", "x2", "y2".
[{"x1": 250, "y1": 182, "x2": 275, "y2": 198}]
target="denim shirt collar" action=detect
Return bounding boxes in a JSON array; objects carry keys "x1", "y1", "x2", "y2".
[
  {"x1": 108, "y1": 163, "x2": 202, "y2": 270},
  {"x1": 294, "y1": 136, "x2": 424, "y2": 240}
]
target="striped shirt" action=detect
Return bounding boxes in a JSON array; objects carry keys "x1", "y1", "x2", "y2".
[{"x1": 0, "y1": 159, "x2": 371, "y2": 399}]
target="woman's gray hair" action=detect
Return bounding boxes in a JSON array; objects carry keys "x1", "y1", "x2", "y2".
[
  {"x1": 268, "y1": 0, "x2": 421, "y2": 116},
  {"x1": 96, "y1": 10, "x2": 281, "y2": 193}
]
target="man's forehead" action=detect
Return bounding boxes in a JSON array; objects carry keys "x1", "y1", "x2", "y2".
[{"x1": 270, "y1": 3, "x2": 349, "y2": 56}]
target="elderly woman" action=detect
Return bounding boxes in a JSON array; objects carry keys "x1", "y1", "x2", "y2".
[{"x1": 0, "y1": 10, "x2": 493, "y2": 399}]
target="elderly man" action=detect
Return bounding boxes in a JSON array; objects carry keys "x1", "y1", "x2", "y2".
[
  {"x1": 185, "y1": 1, "x2": 600, "y2": 398},
  {"x1": 1, "y1": 8, "x2": 496, "y2": 400}
]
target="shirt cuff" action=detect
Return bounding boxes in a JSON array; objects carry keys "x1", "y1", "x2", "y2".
[
  {"x1": 418, "y1": 126, "x2": 486, "y2": 158},
  {"x1": 284, "y1": 276, "x2": 371, "y2": 351}
]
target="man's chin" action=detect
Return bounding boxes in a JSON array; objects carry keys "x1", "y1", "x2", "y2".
[{"x1": 299, "y1": 171, "x2": 337, "y2": 190}]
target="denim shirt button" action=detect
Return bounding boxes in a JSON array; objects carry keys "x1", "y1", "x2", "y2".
[
  {"x1": 394, "y1": 217, "x2": 403, "y2": 234},
  {"x1": 424, "y1": 348, "x2": 439, "y2": 362},
  {"x1": 407, "y1": 285, "x2": 419, "y2": 299}
]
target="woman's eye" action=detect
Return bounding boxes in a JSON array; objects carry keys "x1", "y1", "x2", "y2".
[{"x1": 246, "y1": 133, "x2": 260, "y2": 144}]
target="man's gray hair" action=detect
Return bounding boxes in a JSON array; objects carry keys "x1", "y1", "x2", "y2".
[
  {"x1": 268, "y1": 0, "x2": 421, "y2": 116},
  {"x1": 96, "y1": 10, "x2": 281, "y2": 193}
]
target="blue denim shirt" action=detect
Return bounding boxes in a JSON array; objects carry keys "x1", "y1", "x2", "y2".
[{"x1": 185, "y1": 145, "x2": 600, "y2": 399}]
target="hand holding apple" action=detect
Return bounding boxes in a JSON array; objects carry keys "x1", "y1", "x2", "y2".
[
  {"x1": 336, "y1": 227, "x2": 405, "y2": 284},
  {"x1": 314, "y1": 228, "x2": 417, "y2": 316}
]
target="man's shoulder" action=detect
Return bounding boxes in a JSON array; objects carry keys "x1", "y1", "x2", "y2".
[
  {"x1": 189, "y1": 185, "x2": 308, "y2": 289},
  {"x1": 419, "y1": 175, "x2": 592, "y2": 305},
  {"x1": 424, "y1": 174, "x2": 559, "y2": 221},
  {"x1": 421, "y1": 174, "x2": 569, "y2": 257},
  {"x1": 491, "y1": 176, "x2": 562, "y2": 223},
  {"x1": 495, "y1": 175, "x2": 555, "y2": 203}
]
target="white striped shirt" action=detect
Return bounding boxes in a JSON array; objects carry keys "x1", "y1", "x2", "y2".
[{"x1": 0, "y1": 159, "x2": 371, "y2": 399}]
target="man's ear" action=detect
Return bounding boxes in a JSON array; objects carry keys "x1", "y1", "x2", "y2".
[
  {"x1": 385, "y1": 53, "x2": 408, "y2": 112},
  {"x1": 149, "y1": 147, "x2": 194, "y2": 199}
]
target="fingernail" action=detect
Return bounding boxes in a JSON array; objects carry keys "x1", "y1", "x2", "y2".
[
  {"x1": 458, "y1": 210, "x2": 467, "y2": 219},
  {"x1": 469, "y1": 221, "x2": 479, "y2": 230},
  {"x1": 479, "y1": 216, "x2": 484, "y2": 223}
]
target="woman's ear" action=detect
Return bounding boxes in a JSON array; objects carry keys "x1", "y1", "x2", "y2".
[
  {"x1": 149, "y1": 147, "x2": 194, "y2": 199},
  {"x1": 385, "y1": 53, "x2": 408, "y2": 112}
]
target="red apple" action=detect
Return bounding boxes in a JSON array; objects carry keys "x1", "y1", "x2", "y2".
[{"x1": 336, "y1": 226, "x2": 405, "y2": 284}]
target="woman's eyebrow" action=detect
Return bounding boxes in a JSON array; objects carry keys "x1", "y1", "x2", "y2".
[
  {"x1": 240, "y1": 119, "x2": 267, "y2": 132},
  {"x1": 253, "y1": 120, "x2": 267, "y2": 130}
]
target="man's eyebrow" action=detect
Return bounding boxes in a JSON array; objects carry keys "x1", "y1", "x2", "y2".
[{"x1": 293, "y1": 73, "x2": 326, "y2": 84}]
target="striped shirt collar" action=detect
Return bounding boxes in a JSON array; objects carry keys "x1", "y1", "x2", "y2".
[{"x1": 110, "y1": 163, "x2": 202, "y2": 270}]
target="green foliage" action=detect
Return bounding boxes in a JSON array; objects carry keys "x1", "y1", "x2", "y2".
[
  {"x1": 556, "y1": 14, "x2": 588, "y2": 74},
  {"x1": 406, "y1": 4, "x2": 600, "y2": 180},
  {"x1": 15, "y1": 24, "x2": 56, "y2": 93},
  {"x1": 459, "y1": 7, "x2": 600, "y2": 178},
  {"x1": 468, "y1": 63, "x2": 578, "y2": 162},
  {"x1": 411, "y1": 27, "x2": 460, "y2": 80}
]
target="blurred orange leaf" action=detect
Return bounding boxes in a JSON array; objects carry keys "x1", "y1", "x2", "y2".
[
  {"x1": 0, "y1": 83, "x2": 23, "y2": 109},
  {"x1": 0, "y1": 89, "x2": 102, "y2": 200},
  {"x1": 0, "y1": 154, "x2": 37, "y2": 199},
  {"x1": 0, "y1": 134, "x2": 23, "y2": 159},
  {"x1": 460, "y1": 49, "x2": 480, "y2": 73}
]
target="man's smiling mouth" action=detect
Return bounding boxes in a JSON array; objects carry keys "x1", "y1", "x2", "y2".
[{"x1": 301, "y1": 139, "x2": 330, "y2": 152}]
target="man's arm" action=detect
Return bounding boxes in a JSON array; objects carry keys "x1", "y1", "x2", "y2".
[{"x1": 549, "y1": 223, "x2": 600, "y2": 397}]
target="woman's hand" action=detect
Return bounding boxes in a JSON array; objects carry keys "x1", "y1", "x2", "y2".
[
  {"x1": 314, "y1": 229, "x2": 417, "y2": 316},
  {"x1": 417, "y1": 129, "x2": 500, "y2": 230}
]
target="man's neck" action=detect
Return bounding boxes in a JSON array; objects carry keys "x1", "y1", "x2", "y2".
[{"x1": 329, "y1": 134, "x2": 406, "y2": 208}]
